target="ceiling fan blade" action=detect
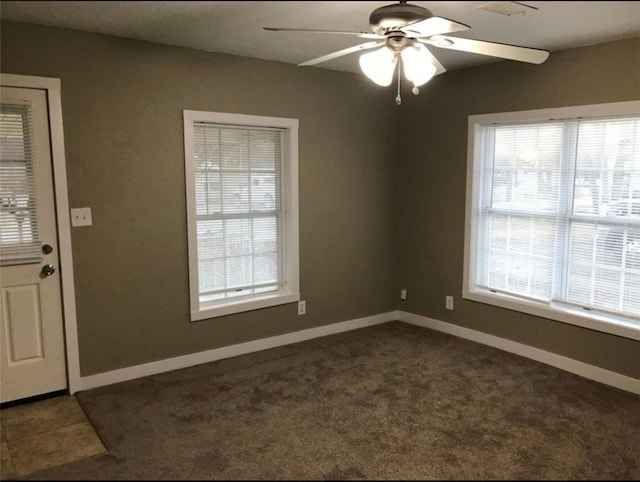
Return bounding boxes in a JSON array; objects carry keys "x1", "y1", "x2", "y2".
[
  {"x1": 401, "y1": 16, "x2": 470, "y2": 37},
  {"x1": 298, "y1": 41, "x2": 385, "y2": 67},
  {"x1": 263, "y1": 27, "x2": 383, "y2": 40},
  {"x1": 415, "y1": 41, "x2": 447, "y2": 76},
  {"x1": 427, "y1": 35, "x2": 550, "y2": 64}
]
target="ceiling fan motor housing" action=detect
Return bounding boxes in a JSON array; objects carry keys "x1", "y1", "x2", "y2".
[{"x1": 369, "y1": 2, "x2": 433, "y2": 35}]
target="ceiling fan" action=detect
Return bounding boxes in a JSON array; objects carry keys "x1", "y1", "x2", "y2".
[{"x1": 264, "y1": 1, "x2": 550, "y2": 104}]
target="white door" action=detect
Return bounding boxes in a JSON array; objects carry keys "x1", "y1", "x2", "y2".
[{"x1": 0, "y1": 86, "x2": 67, "y2": 403}]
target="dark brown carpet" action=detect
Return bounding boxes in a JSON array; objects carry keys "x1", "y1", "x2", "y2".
[{"x1": 23, "y1": 321, "x2": 640, "y2": 480}]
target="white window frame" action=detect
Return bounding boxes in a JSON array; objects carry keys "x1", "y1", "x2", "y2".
[
  {"x1": 183, "y1": 110, "x2": 299, "y2": 321},
  {"x1": 464, "y1": 101, "x2": 640, "y2": 341}
]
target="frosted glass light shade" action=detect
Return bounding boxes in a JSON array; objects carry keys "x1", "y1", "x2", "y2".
[
  {"x1": 401, "y1": 44, "x2": 436, "y2": 86},
  {"x1": 359, "y1": 46, "x2": 397, "y2": 87}
]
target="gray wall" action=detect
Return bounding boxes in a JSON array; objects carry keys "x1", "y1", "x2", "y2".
[
  {"x1": 1, "y1": 20, "x2": 638, "y2": 379},
  {"x1": 396, "y1": 37, "x2": 640, "y2": 378},
  {"x1": 0, "y1": 21, "x2": 399, "y2": 376}
]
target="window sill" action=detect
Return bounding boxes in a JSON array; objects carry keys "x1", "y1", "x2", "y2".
[
  {"x1": 190, "y1": 290, "x2": 299, "y2": 322},
  {"x1": 463, "y1": 287, "x2": 640, "y2": 341}
]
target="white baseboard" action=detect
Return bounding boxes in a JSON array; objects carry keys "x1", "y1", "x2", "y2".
[
  {"x1": 79, "y1": 309, "x2": 639, "y2": 395},
  {"x1": 398, "y1": 310, "x2": 640, "y2": 395},
  {"x1": 78, "y1": 311, "x2": 397, "y2": 392}
]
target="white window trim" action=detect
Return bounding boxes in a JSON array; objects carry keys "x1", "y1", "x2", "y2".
[
  {"x1": 463, "y1": 100, "x2": 640, "y2": 341},
  {"x1": 183, "y1": 110, "x2": 299, "y2": 321}
]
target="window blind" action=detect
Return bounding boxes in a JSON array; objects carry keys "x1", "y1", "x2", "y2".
[
  {"x1": 193, "y1": 123, "x2": 283, "y2": 303},
  {"x1": 476, "y1": 116, "x2": 640, "y2": 318},
  {"x1": 566, "y1": 119, "x2": 640, "y2": 316},
  {"x1": 0, "y1": 104, "x2": 42, "y2": 266}
]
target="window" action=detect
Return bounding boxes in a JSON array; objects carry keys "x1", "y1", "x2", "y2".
[
  {"x1": 464, "y1": 102, "x2": 640, "y2": 340},
  {"x1": 183, "y1": 111, "x2": 299, "y2": 321},
  {"x1": 0, "y1": 103, "x2": 42, "y2": 265}
]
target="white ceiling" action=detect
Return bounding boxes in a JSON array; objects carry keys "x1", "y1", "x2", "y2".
[{"x1": 1, "y1": 1, "x2": 639, "y2": 73}]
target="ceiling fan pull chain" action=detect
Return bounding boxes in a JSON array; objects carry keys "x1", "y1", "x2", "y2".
[{"x1": 395, "y1": 57, "x2": 402, "y2": 105}]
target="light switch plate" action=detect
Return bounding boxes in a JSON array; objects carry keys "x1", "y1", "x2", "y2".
[{"x1": 70, "y1": 207, "x2": 92, "y2": 227}]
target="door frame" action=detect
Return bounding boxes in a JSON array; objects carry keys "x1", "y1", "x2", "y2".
[{"x1": 1, "y1": 73, "x2": 81, "y2": 395}]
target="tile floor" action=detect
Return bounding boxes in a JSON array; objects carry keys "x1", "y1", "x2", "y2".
[{"x1": 0, "y1": 395, "x2": 105, "y2": 479}]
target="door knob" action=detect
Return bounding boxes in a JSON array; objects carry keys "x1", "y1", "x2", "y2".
[{"x1": 41, "y1": 264, "x2": 55, "y2": 277}]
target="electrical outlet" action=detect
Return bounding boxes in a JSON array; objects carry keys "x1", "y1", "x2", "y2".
[
  {"x1": 446, "y1": 296, "x2": 454, "y2": 310},
  {"x1": 70, "y1": 207, "x2": 92, "y2": 227},
  {"x1": 400, "y1": 289, "x2": 407, "y2": 300},
  {"x1": 298, "y1": 300, "x2": 306, "y2": 315}
]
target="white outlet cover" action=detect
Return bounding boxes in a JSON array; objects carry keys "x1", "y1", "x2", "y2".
[
  {"x1": 446, "y1": 296, "x2": 454, "y2": 310},
  {"x1": 70, "y1": 207, "x2": 92, "y2": 227}
]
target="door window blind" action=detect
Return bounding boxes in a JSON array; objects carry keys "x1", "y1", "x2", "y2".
[
  {"x1": 476, "y1": 116, "x2": 640, "y2": 318},
  {"x1": 193, "y1": 123, "x2": 283, "y2": 303},
  {"x1": 0, "y1": 104, "x2": 42, "y2": 265}
]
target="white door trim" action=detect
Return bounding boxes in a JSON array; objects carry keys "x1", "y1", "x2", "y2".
[{"x1": 0, "y1": 73, "x2": 81, "y2": 395}]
